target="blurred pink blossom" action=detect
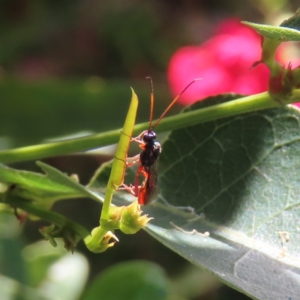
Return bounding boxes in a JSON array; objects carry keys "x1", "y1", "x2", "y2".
[{"x1": 167, "y1": 18, "x2": 300, "y2": 107}]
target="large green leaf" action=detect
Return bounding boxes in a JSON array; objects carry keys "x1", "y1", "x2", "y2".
[
  {"x1": 36, "y1": 161, "x2": 104, "y2": 204},
  {"x1": 0, "y1": 163, "x2": 89, "y2": 210},
  {"x1": 0, "y1": 162, "x2": 104, "y2": 207},
  {"x1": 133, "y1": 94, "x2": 300, "y2": 300},
  {"x1": 81, "y1": 260, "x2": 168, "y2": 300},
  {"x1": 0, "y1": 162, "x2": 100, "y2": 243}
]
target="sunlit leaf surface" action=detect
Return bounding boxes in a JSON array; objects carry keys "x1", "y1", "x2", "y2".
[{"x1": 139, "y1": 95, "x2": 300, "y2": 300}]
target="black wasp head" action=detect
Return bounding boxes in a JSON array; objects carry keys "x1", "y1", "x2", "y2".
[{"x1": 143, "y1": 129, "x2": 156, "y2": 143}]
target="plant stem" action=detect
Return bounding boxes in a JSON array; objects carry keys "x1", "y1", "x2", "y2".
[
  {"x1": 0, "y1": 92, "x2": 285, "y2": 164},
  {"x1": 84, "y1": 226, "x2": 108, "y2": 249},
  {"x1": 2, "y1": 195, "x2": 90, "y2": 238},
  {"x1": 100, "y1": 89, "x2": 138, "y2": 221}
]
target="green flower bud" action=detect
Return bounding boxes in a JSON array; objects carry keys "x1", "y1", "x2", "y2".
[{"x1": 119, "y1": 201, "x2": 153, "y2": 234}]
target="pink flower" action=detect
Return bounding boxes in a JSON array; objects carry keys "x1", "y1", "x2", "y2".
[{"x1": 167, "y1": 18, "x2": 300, "y2": 106}]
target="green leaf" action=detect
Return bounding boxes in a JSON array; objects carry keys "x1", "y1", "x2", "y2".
[
  {"x1": 36, "y1": 161, "x2": 104, "y2": 204},
  {"x1": 243, "y1": 21, "x2": 300, "y2": 41},
  {"x1": 137, "y1": 94, "x2": 300, "y2": 300},
  {"x1": 0, "y1": 163, "x2": 85, "y2": 208},
  {"x1": 82, "y1": 260, "x2": 168, "y2": 300},
  {"x1": 0, "y1": 162, "x2": 98, "y2": 244}
]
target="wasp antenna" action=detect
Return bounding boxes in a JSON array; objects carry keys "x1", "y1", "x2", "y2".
[
  {"x1": 146, "y1": 76, "x2": 155, "y2": 129},
  {"x1": 153, "y1": 78, "x2": 201, "y2": 128},
  {"x1": 179, "y1": 78, "x2": 201, "y2": 96}
]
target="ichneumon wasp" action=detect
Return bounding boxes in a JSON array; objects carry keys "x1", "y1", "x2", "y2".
[{"x1": 122, "y1": 77, "x2": 200, "y2": 205}]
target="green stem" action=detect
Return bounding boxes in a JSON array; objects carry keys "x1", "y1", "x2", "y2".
[
  {"x1": 100, "y1": 89, "x2": 138, "y2": 221},
  {"x1": 154, "y1": 92, "x2": 280, "y2": 133},
  {"x1": 0, "y1": 92, "x2": 286, "y2": 164},
  {"x1": 84, "y1": 225, "x2": 119, "y2": 253},
  {"x1": 3, "y1": 195, "x2": 90, "y2": 238},
  {"x1": 84, "y1": 226, "x2": 108, "y2": 250}
]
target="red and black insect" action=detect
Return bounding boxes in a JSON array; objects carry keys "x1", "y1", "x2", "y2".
[{"x1": 124, "y1": 77, "x2": 200, "y2": 205}]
